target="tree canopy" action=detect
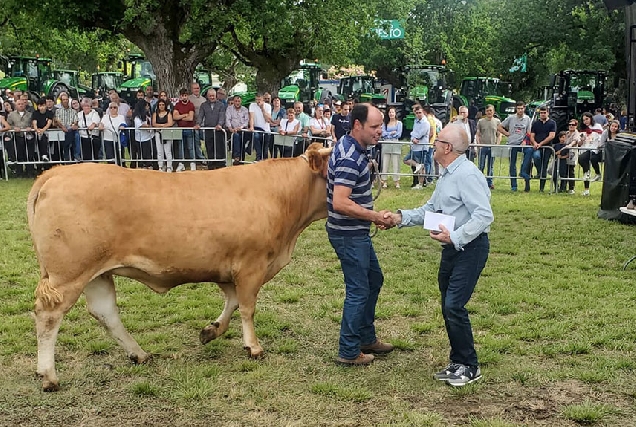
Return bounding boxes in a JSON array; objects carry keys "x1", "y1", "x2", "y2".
[{"x1": 0, "y1": 0, "x2": 627, "y2": 102}]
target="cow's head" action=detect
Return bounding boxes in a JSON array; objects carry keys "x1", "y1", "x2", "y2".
[{"x1": 305, "y1": 142, "x2": 332, "y2": 178}]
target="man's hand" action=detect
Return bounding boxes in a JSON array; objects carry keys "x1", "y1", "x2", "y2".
[
  {"x1": 380, "y1": 211, "x2": 402, "y2": 229},
  {"x1": 374, "y1": 210, "x2": 395, "y2": 230},
  {"x1": 430, "y1": 224, "x2": 452, "y2": 244}
]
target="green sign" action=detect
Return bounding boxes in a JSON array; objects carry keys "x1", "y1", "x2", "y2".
[
  {"x1": 375, "y1": 20, "x2": 405, "y2": 40},
  {"x1": 510, "y1": 54, "x2": 527, "y2": 73}
]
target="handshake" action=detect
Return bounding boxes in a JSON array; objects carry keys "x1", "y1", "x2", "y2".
[{"x1": 373, "y1": 210, "x2": 402, "y2": 230}]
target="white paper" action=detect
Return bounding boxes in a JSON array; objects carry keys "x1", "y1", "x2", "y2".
[{"x1": 423, "y1": 211, "x2": 455, "y2": 232}]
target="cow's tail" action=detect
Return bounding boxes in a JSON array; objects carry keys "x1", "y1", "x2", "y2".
[{"x1": 27, "y1": 170, "x2": 63, "y2": 308}]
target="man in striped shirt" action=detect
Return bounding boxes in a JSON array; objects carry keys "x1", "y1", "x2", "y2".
[{"x1": 327, "y1": 103, "x2": 395, "y2": 366}]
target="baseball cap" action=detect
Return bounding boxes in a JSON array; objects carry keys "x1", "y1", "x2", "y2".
[{"x1": 334, "y1": 100, "x2": 342, "y2": 106}]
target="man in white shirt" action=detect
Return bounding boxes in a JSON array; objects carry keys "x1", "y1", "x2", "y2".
[{"x1": 248, "y1": 93, "x2": 272, "y2": 161}]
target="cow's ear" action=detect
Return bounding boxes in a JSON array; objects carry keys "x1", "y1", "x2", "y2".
[{"x1": 307, "y1": 145, "x2": 331, "y2": 175}]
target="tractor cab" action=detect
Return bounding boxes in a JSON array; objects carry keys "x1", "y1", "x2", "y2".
[
  {"x1": 92, "y1": 72, "x2": 124, "y2": 99},
  {"x1": 459, "y1": 77, "x2": 516, "y2": 119},
  {"x1": 119, "y1": 54, "x2": 156, "y2": 104},
  {"x1": 279, "y1": 62, "x2": 323, "y2": 109},
  {"x1": 0, "y1": 56, "x2": 72, "y2": 103},
  {"x1": 543, "y1": 70, "x2": 607, "y2": 131}
]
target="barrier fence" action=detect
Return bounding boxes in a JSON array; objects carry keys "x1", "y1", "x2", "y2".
[{"x1": 0, "y1": 130, "x2": 605, "y2": 193}]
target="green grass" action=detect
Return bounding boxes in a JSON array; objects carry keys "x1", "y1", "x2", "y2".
[{"x1": 1, "y1": 175, "x2": 634, "y2": 426}]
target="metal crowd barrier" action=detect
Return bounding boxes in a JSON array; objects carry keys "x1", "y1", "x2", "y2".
[
  {"x1": 0, "y1": 127, "x2": 337, "y2": 180},
  {"x1": 468, "y1": 143, "x2": 604, "y2": 193}
]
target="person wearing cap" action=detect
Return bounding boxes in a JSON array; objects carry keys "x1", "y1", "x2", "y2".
[{"x1": 334, "y1": 100, "x2": 342, "y2": 115}]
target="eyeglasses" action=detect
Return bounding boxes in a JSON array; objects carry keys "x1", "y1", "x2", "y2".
[
  {"x1": 568, "y1": 123, "x2": 576, "y2": 126},
  {"x1": 110, "y1": 106, "x2": 118, "y2": 109},
  {"x1": 437, "y1": 139, "x2": 451, "y2": 145}
]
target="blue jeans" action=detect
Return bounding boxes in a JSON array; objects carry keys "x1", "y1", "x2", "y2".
[
  {"x1": 61, "y1": 130, "x2": 78, "y2": 161},
  {"x1": 478, "y1": 147, "x2": 494, "y2": 186},
  {"x1": 439, "y1": 233, "x2": 489, "y2": 367},
  {"x1": 182, "y1": 129, "x2": 195, "y2": 161},
  {"x1": 532, "y1": 147, "x2": 552, "y2": 191},
  {"x1": 249, "y1": 128, "x2": 268, "y2": 161},
  {"x1": 508, "y1": 146, "x2": 533, "y2": 190},
  {"x1": 424, "y1": 148, "x2": 434, "y2": 182},
  {"x1": 194, "y1": 129, "x2": 205, "y2": 159},
  {"x1": 328, "y1": 234, "x2": 384, "y2": 359}
]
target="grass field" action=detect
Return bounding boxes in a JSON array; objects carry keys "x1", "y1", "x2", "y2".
[{"x1": 0, "y1": 174, "x2": 634, "y2": 427}]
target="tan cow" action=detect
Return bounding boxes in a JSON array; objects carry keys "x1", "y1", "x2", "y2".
[{"x1": 27, "y1": 143, "x2": 331, "y2": 392}]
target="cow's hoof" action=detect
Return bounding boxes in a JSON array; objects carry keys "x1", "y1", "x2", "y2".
[
  {"x1": 42, "y1": 380, "x2": 60, "y2": 392},
  {"x1": 200, "y1": 322, "x2": 220, "y2": 345},
  {"x1": 244, "y1": 346, "x2": 265, "y2": 359},
  {"x1": 129, "y1": 352, "x2": 151, "y2": 364}
]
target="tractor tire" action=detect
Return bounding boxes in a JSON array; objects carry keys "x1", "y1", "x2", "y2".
[
  {"x1": 550, "y1": 107, "x2": 570, "y2": 133},
  {"x1": 452, "y1": 95, "x2": 465, "y2": 116},
  {"x1": 50, "y1": 83, "x2": 71, "y2": 101}
]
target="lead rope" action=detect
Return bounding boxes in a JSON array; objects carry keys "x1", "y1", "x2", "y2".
[{"x1": 369, "y1": 151, "x2": 382, "y2": 238}]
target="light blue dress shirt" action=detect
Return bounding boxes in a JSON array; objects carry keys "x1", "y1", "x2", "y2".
[{"x1": 398, "y1": 155, "x2": 494, "y2": 251}]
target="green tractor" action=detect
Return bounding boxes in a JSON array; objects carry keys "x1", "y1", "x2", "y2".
[
  {"x1": 119, "y1": 53, "x2": 156, "y2": 105},
  {"x1": 456, "y1": 77, "x2": 516, "y2": 120},
  {"x1": 534, "y1": 70, "x2": 607, "y2": 132},
  {"x1": 50, "y1": 69, "x2": 93, "y2": 99},
  {"x1": 92, "y1": 71, "x2": 124, "y2": 99},
  {"x1": 396, "y1": 65, "x2": 456, "y2": 132},
  {"x1": 0, "y1": 55, "x2": 73, "y2": 102},
  {"x1": 337, "y1": 75, "x2": 386, "y2": 108},
  {"x1": 194, "y1": 67, "x2": 220, "y2": 96},
  {"x1": 278, "y1": 62, "x2": 327, "y2": 109}
]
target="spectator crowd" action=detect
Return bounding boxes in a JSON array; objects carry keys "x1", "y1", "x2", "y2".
[{"x1": 0, "y1": 83, "x2": 621, "y2": 193}]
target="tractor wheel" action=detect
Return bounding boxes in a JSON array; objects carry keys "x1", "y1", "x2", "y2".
[{"x1": 50, "y1": 83, "x2": 71, "y2": 101}]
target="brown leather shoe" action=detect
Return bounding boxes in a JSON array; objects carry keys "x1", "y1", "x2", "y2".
[
  {"x1": 360, "y1": 340, "x2": 394, "y2": 355},
  {"x1": 335, "y1": 352, "x2": 375, "y2": 366}
]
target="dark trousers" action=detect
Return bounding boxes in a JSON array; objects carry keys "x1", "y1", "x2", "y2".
[
  {"x1": 81, "y1": 136, "x2": 101, "y2": 161},
  {"x1": 61, "y1": 130, "x2": 77, "y2": 161},
  {"x1": 36, "y1": 133, "x2": 50, "y2": 160},
  {"x1": 104, "y1": 140, "x2": 123, "y2": 165},
  {"x1": 128, "y1": 128, "x2": 139, "y2": 168},
  {"x1": 204, "y1": 129, "x2": 227, "y2": 169},
  {"x1": 439, "y1": 234, "x2": 489, "y2": 367},
  {"x1": 273, "y1": 144, "x2": 293, "y2": 158},
  {"x1": 532, "y1": 147, "x2": 552, "y2": 191},
  {"x1": 578, "y1": 150, "x2": 602, "y2": 175},
  {"x1": 556, "y1": 160, "x2": 575, "y2": 192},
  {"x1": 133, "y1": 139, "x2": 154, "y2": 168}
]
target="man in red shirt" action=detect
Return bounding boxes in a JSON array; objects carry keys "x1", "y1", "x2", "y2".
[{"x1": 172, "y1": 88, "x2": 196, "y2": 171}]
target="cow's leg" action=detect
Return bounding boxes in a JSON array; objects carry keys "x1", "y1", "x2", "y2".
[
  {"x1": 84, "y1": 274, "x2": 150, "y2": 364},
  {"x1": 235, "y1": 278, "x2": 265, "y2": 359},
  {"x1": 200, "y1": 282, "x2": 239, "y2": 344},
  {"x1": 35, "y1": 277, "x2": 85, "y2": 392}
]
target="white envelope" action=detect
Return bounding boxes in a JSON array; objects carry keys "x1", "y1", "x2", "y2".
[{"x1": 423, "y1": 211, "x2": 455, "y2": 232}]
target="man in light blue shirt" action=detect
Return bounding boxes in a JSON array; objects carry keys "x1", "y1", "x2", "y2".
[
  {"x1": 384, "y1": 124, "x2": 493, "y2": 387},
  {"x1": 403, "y1": 105, "x2": 430, "y2": 189}
]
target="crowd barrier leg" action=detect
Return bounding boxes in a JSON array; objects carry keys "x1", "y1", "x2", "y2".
[{"x1": 204, "y1": 130, "x2": 227, "y2": 170}]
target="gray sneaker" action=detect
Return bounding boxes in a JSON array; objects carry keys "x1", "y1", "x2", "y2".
[
  {"x1": 446, "y1": 364, "x2": 481, "y2": 387},
  {"x1": 433, "y1": 363, "x2": 462, "y2": 381}
]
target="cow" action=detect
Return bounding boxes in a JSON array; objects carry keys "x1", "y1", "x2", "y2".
[{"x1": 27, "y1": 143, "x2": 331, "y2": 392}]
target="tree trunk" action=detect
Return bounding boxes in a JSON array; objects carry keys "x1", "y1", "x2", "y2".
[
  {"x1": 252, "y1": 56, "x2": 298, "y2": 96},
  {"x1": 124, "y1": 17, "x2": 203, "y2": 97}
]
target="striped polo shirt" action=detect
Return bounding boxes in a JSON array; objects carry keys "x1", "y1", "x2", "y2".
[{"x1": 326, "y1": 134, "x2": 373, "y2": 236}]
